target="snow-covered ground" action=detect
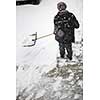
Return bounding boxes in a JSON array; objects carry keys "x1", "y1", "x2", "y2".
[{"x1": 16, "y1": 0, "x2": 83, "y2": 100}]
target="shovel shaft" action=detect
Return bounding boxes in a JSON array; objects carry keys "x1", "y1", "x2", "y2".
[{"x1": 37, "y1": 33, "x2": 53, "y2": 40}]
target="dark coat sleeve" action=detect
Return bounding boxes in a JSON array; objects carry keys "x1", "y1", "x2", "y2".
[
  {"x1": 53, "y1": 15, "x2": 59, "y2": 34},
  {"x1": 54, "y1": 14, "x2": 62, "y2": 34},
  {"x1": 54, "y1": 15, "x2": 59, "y2": 26},
  {"x1": 71, "y1": 14, "x2": 80, "y2": 29}
]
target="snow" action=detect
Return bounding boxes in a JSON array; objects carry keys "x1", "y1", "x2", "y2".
[
  {"x1": 16, "y1": 0, "x2": 83, "y2": 100},
  {"x1": 35, "y1": 89, "x2": 46, "y2": 99},
  {"x1": 53, "y1": 77, "x2": 62, "y2": 91},
  {"x1": 16, "y1": 0, "x2": 82, "y2": 65}
]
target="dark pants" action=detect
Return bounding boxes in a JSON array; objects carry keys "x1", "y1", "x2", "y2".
[{"x1": 59, "y1": 42, "x2": 72, "y2": 60}]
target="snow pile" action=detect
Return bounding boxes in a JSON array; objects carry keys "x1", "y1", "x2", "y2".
[
  {"x1": 16, "y1": 41, "x2": 83, "y2": 100},
  {"x1": 16, "y1": 58, "x2": 83, "y2": 100}
]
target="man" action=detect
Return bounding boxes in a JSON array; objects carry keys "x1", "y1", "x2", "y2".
[{"x1": 54, "y1": 2, "x2": 79, "y2": 60}]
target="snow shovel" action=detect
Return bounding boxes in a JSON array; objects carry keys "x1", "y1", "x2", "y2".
[{"x1": 23, "y1": 32, "x2": 53, "y2": 47}]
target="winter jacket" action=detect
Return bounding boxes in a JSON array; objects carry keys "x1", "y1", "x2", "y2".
[{"x1": 54, "y1": 10, "x2": 79, "y2": 43}]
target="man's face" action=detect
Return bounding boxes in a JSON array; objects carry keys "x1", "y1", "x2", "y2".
[{"x1": 57, "y1": 4, "x2": 66, "y2": 11}]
